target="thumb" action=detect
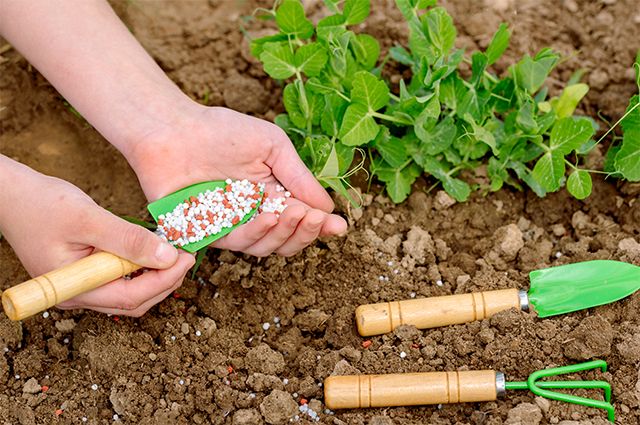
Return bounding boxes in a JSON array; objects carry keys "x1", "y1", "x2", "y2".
[{"x1": 88, "y1": 210, "x2": 179, "y2": 269}]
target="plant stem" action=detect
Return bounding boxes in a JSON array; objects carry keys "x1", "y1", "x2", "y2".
[
  {"x1": 371, "y1": 111, "x2": 413, "y2": 125},
  {"x1": 594, "y1": 100, "x2": 640, "y2": 146}
]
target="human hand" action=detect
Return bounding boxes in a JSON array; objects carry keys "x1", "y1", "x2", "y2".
[
  {"x1": 0, "y1": 156, "x2": 194, "y2": 317},
  {"x1": 123, "y1": 105, "x2": 348, "y2": 257}
]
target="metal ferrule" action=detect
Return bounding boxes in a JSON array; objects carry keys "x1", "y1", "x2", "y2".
[
  {"x1": 518, "y1": 290, "x2": 530, "y2": 312},
  {"x1": 495, "y1": 372, "x2": 506, "y2": 397}
]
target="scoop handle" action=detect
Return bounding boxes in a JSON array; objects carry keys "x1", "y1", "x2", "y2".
[
  {"x1": 2, "y1": 252, "x2": 140, "y2": 321},
  {"x1": 324, "y1": 370, "x2": 499, "y2": 409},
  {"x1": 355, "y1": 288, "x2": 523, "y2": 336}
]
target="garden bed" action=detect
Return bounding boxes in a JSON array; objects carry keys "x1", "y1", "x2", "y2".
[{"x1": 1, "y1": 0, "x2": 639, "y2": 424}]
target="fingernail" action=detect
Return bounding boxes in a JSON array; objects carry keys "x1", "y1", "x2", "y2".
[{"x1": 155, "y1": 241, "x2": 178, "y2": 266}]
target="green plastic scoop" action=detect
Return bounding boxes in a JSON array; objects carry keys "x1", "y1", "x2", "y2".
[
  {"x1": 147, "y1": 180, "x2": 264, "y2": 253},
  {"x1": 1, "y1": 180, "x2": 264, "y2": 321},
  {"x1": 355, "y1": 260, "x2": 640, "y2": 336},
  {"x1": 528, "y1": 260, "x2": 640, "y2": 317}
]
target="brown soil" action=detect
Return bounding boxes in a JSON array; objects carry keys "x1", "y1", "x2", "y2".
[{"x1": 1, "y1": 0, "x2": 639, "y2": 424}]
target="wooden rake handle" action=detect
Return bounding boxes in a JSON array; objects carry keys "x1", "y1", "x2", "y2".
[
  {"x1": 2, "y1": 252, "x2": 140, "y2": 321},
  {"x1": 355, "y1": 288, "x2": 525, "y2": 336},
  {"x1": 324, "y1": 370, "x2": 499, "y2": 409}
]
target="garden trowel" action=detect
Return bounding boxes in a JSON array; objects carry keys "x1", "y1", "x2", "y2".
[
  {"x1": 1, "y1": 181, "x2": 263, "y2": 321},
  {"x1": 355, "y1": 260, "x2": 640, "y2": 336}
]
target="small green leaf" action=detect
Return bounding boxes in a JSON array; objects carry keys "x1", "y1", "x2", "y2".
[
  {"x1": 276, "y1": 0, "x2": 314, "y2": 39},
  {"x1": 260, "y1": 42, "x2": 296, "y2": 79},
  {"x1": 550, "y1": 117, "x2": 595, "y2": 155},
  {"x1": 317, "y1": 14, "x2": 347, "y2": 40},
  {"x1": 318, "y1": 142, "x2": 340, "y2": 177},
  {"x1": 283, "y1": 82, "x2": 306, "y2": 128},
  {"x1": 323, "y1": 0, "x2": 341, "y2": 13},
  {"x1": 339, "y1": 103, "x2": 379, "y2": 145},
  {"x1": 441, "y1": 175, "x2": 471, "y2": 202},
  {"x1": 485, "y1": 23, "x2": 510, "y2": 65},
  {"x1": 516, "y1": 100, "x2": 538, "y2": 134},
  {"x1": 389, "y1": 45, "x2": 414, "y2": 65},
  {"x1": 350, "y1": 71, "x2": 389, "y2": 110},
  {"x1": 423, "y1": 7, "x2": 456, "y2": 56},
  {"x1": 375, "y1": 161, "x2": 422, "y2": 203},
  {"x1": 510, "y1": 48, "x2": 559, "y2": 93},
  {"x1": 250, "y1": 33, "x2": 289, "y2": 57},
  {"x1": 351, "y1": 34, "x2": 380, "y2": 70},
  {"x1": 554, "y1": 83, "x2": 589, "y2": 118},
  {"x1": 321, "y1": 94, "x2": 348, "y2": 137},
  {"x1": 415, "y1": 116, "x2": 456, "y2": 155},
  {"x1": 532, "y1": 151, "x2": 564, "y2": 192},
  {"x1": 567, "y1": 169, "x2": 592, "y2": 200},
  {"x1": 408, "y1": 19, "x2": 434, "y2": 63},
  {"x1": 614, "y1": 95, "x2": 640, "y2": 180},
  {"x1": 470, "y1": 52, "x2": 488, "y2": 86},
  {"x1": 295, "y1": 43, "x2": 328, "y2": 76},
  {"x1": 343, "y1": 0, "x2": 370, "y2": 25},
  {"x1": 373, "y1": 128, "x2": 408, "y2": 167}
]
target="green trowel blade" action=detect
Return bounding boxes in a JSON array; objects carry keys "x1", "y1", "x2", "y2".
[
  {"x1": 528, "y1": 260, "x2": 640, "y2": 318},
  {"x1": 147, "y1": 181, "x2": 263, "y2": 254}
]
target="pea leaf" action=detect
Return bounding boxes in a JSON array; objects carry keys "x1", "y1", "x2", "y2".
[
  {"x1": 614, "y1": 95, "x2": 640, "y2": 180},
  {"x1": 374, "y1": 161, "x2": 422, "y2": 203},
  {"x1": 295, "y1": 43, "x2": 328, "y2": 77},
  {"x1": 532, "y1": 151, "x2": 564, "y2": 192},
  {"x1": 350, "y1": 71, "x2": 389, "y2": 110},
  {"x1": 260, "y1": 43, "x2": 296, "y2": 79},
  {"x1": 389, "y1": 45, "x2": 414, "y2": 66},
  {"x1": 423, "y1": 7, "x2": 456, "y2": 56},
  {"x1": 250, "y1": 33, "x2": 289, "y2": 57},
  {"x1": 485, "y1": 23, "x2": 510, "y2": 65},
  {"x1": 567, "y1": 169, "x2": 592, "y2": 199},
  {"x1": 283, "y1": 82, "x2": 306, "y2": 127},
  {"x1": 318, "y1": 141, "x2": 341, "y2": 177},
  {"x1": 351, "y1": 34, "x2": 380, "y2": 70},
  {"x1": 323, "y1": 0, "x2": 341, "y2": 13},
  {"x1": 339, "y1": 103, "x2": 379, "y2": 145},
  {"x1": 516, "y1": 100, "x2": 538, "y2": 134},
  {"x1": 415, "y1": 115, "x2": 456, "y2": 156},
  {"x1": 343, "y1": 0, "x2": 370, "y2": 25},
  {"x1": 550, "y1": 117, "x2": 595, "y2": 155},
  {"x1": 373, "y1": 128, "x2": 408, "y2": 167},
  {"x1": 276, "y1": 0, "x2": 314, "y2": 39},
  {"x1": 554, "y1": 83, "x2": 589, "y2": 118},
  {"x1": 441, "y1": 175, "x2": 471, "y2": 202},
  {"x1": 317, "y1": 14, "x2": 346, "y2": 40},
  {"x1": 510, "y1": 48, "x2": 559, "y2": 93},
  {"x1": 321, "y1": 94, "x2": 348, "y2": 137}
]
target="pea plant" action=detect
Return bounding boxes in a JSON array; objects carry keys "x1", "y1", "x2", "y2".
[
  {"x1": 604, "y1": 51, "x2": 640, "y2": 182},
  {"x1": 251, "y1": 0, "x2": 609, "y2": 203}
]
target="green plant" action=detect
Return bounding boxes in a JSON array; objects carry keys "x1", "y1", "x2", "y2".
[
  {"x1": 251, "y1": 0, "x2": 603, "y2": 203},
  {"x1": 604, "y1": 51, "x2": 640, "y2": 181}
]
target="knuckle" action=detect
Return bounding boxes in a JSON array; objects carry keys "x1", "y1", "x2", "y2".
[{"x1": 122, "y1": 226, "x2": 151, "y2": 258}]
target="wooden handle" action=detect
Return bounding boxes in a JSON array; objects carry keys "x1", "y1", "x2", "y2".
[
  {"x1": 355, "y1": 288, "x2": 522, "y2": 336},
  {"x1": 324, "y1": 370, "x2": 498, "y2": 409},
  {"x1": 1, "y1": 252, "x2": 140, "y2": 321}
]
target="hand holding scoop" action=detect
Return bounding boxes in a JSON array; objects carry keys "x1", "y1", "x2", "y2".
[
  {"x1": 1, "y1": 181, "x2": 264, "y2": 321},
  {"x1": 355, "y1": 260, "x2": 640, "y2": 336}
]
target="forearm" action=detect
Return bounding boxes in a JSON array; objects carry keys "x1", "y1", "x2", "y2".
[
  {"x1": 0, "y1": 0, "x2": 195, "y2": 158},
  {"x1": 0, "y1": 155, "x2": 43, "y2": 238}
]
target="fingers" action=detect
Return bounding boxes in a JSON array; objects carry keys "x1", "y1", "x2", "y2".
[
  {"x1": 243, "y1": 204, "x2": 307, "y2": 257},
  {"x1": 267, "y1": 130, "x2": 335, "y2": 213},
  {"x1": 320, "y1": 214, "x2": 348, "y2": 237},
  {"x1": 211, "y1": 213, "x2": 278, "y2": 251},
  {"x1": 57, "y1": 252, "x2": 194, "y2": 316},
  {"x1": 274, "y1": 209, "x2": 325, "y2": 256},
  {"x1": 85, "y1": 209, "x2": 179, "y2": 270}
]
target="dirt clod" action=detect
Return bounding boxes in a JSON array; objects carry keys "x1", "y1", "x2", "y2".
[
  {"x1": 259, "y1": 390, "x2": 297, "y2": 425},
  {"x1": 233, "y1": 408, "x2": 264, "y2": 425},
  {"x1": 506, "y1": 402, "x2": 543, "y2": 425},
  {"x1": 564, "y1": 316, "x2": 614, "y2": 360},
  {"x1": 246, "y1": 344, "x2": 285, "y2": 375}
]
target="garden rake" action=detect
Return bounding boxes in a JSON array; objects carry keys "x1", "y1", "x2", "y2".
[{"x1": 324, "y1": 360, "x2": 615, "y2": 422}]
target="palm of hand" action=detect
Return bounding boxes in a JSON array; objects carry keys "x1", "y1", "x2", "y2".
[{"x1": 129, "y1": 106, "x2": 347, "y2": 257}]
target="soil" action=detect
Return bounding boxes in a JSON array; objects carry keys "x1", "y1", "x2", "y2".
[{"x1": 1, "y1": 0, "x2": 639, "y2": 424}]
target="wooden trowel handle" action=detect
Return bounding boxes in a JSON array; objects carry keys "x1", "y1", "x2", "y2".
[
  {"x1": 355, "y1": 288, "x2": 523, "y2": 336},
  {"x1": 2, "y1": 252, "x2": 140, "y2": 321},
  {"x1": 324, "y1": 370, "x2": 499, "y2": 409}
]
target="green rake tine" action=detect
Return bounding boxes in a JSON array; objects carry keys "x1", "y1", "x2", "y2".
[
  {"x1": 505, "y1": 360, "x2": 615, "y2": 423},
  {"x1": 504, "y1": 380, "x2": 612, "y2": 403}
]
